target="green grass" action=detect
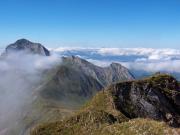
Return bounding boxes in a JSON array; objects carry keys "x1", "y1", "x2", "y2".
[
  {"x1": 31, "y1": 110, "x2": 117, "y2": 135},
  {"x1": 99, "y1": 118, "x2": 180, "y2": 135},
  {"x1": 31, "y1": 117, "x2": 180, "y2": 135},
  {"x1": 82, "y1": 89, "x2": 129, "y2": 123}
]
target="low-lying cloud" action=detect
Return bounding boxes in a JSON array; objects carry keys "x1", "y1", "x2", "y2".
[
  {"x1": 122, "y1": 60, "x2": 180, "y2": 73},
  {"x1": 52, "y1": 47, "x2": 180, "y2": 59},
  {"x1": 51, "y1": 47, "x2": 180, "y2": 73},
  {"x1": 0, "y1": 51, "x2": 60, "y2": 134}
]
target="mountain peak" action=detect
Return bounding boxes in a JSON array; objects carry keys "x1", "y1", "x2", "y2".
[
  {"x1": 3, "y1": 39, "x2": 50, "y2": 56},
  {"x1": 14, "y1": 38, "x2": 32, "y2": 45}
]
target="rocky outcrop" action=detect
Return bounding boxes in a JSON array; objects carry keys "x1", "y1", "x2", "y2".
[
  {"x1": 2, "y1": 39, "x2": 50, "y2": 56},
  {"x1": 109, "y1": 74, "x2": 180, "y2": 127}
]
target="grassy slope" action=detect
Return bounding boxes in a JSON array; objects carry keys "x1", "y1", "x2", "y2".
[
  {"x1": 31, "y1": 74, "x2": 180, "y2": 135},
  {"x1": 30, "y1": 90, "x2": 129, "y2": 135},
  {"x1": 99, "y1": 118, "x2": 180, "y2": 135}
]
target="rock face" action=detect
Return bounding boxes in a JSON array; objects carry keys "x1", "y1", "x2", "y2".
[
  {"x1": 31, "y1": 74, "x2": 180, "y2": 135},
  {"x1": 110, "y1": 74, "x2": 180, "y2": 127},
  {"x1": 3, "y1": 39, "x2": 50, "y2": 56}
]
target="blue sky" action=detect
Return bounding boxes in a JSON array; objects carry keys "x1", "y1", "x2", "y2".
[{"x1": 0, "y1": 0, "x2": 180, "y2": 48}]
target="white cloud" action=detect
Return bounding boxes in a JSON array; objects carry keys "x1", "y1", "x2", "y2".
[
  {"x1": 121, "y1": 60, "x2": 180, "y2": 73},
  {"x1": 86, "y1": 59, "x2": 112, "y2": 67},
  {"x1": 97, "y1": 48, "x2": 180, "y2": 61},
  {"x1": 0, "y1": 52, "x2": 61, "y2": 133},
  {"x1": 86, "y1": 58, "x2": 180, "y2": 73},
  {"x1": 51, "y1": 47, "x2": 180, "y2": 60},
  {"x1": 51, "y1": 47, "x2": 180, "y2": 73},
  {"x1": 49, "y1": 47, "x2": 97, "y2": 52}
]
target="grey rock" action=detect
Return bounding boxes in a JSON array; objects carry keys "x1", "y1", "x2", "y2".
[
  {"x1": 109, "y1": 74, "x2": 180, "y2": 127},
  {"x1": 3, "y1": 39, "x2": 50, "y2": 56}
]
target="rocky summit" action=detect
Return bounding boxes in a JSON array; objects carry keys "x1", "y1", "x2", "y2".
[
  {"x1": 3, "y1": 39, "x2": 50, "y2": 56},
  {"x1": 31, "y1": 74, "x2": 180, "y2": 135}
]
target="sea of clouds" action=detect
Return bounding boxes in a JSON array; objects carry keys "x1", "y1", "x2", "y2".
[{"x1": 50, "y1": 47, "x2": 180, "y2": 74}]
